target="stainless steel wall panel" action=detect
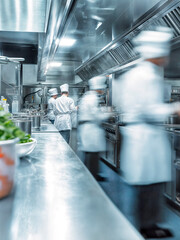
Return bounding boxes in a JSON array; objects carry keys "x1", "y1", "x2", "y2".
[
  {"x1": 23, "y1": 64, "x2": 38, "y2": 85},
  {"x1": 0, "y1": 0, "x2": 48, "y2": 32}
]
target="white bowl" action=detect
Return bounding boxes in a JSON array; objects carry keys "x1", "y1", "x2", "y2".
[{"x1": 16, "y1": 138, "x2": 37, "y2": 157}]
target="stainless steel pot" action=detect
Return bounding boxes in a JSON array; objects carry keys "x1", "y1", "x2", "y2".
[
  {"x1": 30, "y1": 115, "x2": 41, "y2": 129},
  {"x1": 13, "y1": 118, "x2": 32, "y2": 134}
]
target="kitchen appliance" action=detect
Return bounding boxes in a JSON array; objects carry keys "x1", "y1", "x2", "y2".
[
  {"x1": 30, "y1": 114, "x2": 41, "y2": 129},
  {"x1": 101, "y1": 122, "x2": 120, "y2": 168}
]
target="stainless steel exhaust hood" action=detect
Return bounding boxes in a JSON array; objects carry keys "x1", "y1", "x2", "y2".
[
  {"x1": 0, "y1": 0, "x2": 50, "y2": 65},
  {"x1": 75, "y1": 0, "x2": 180, "y2": 81},
  {"x1": 38, "y1": 0, "x2": 77, "y2": 81}
]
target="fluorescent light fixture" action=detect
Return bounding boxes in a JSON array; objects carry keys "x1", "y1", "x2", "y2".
[
  {"x1": 58, "y1": 38, "x2": 76, "y2": 47},
  {"x1": 47, "y1": 62, "x2": 62, "y2": 68},
  {"x1": 55, "y1": 39, "x2": 60, "y2": 45},
  {"x1": 95, "y1": 22, "x2": 102, "y2": 30},
  {"x1": 91, "y1": 15, "x2": 104, "y2": 21}
]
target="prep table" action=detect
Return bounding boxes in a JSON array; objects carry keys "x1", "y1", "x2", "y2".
[{"x1": 0, "y1": 122, "x2": 144, "y2": 240}]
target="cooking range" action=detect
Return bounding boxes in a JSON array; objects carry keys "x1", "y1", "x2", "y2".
[{"x1": 101, "y1": 122, "x2": 120, "y2": 168}]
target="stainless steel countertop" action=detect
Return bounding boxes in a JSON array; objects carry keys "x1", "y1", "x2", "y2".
[
  {"x1": 163, "y1": 124, "x2": 180, "y2": 129},
  {"x1": 118, "y1": 123, "x2": 180, "y2": 130},
  {"x1": 0, "y1": 131, "x2": 144, "y2": 240},
  {"x1": 32, "y1": 119, "x2": 59, "y2": 133}
]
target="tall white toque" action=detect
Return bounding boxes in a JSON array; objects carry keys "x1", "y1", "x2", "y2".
[
  {"x1": 60, "y1": 83, "x2": 69, "y2": 92},
  {"x1": 49, "y1": 88, "x2": 58, "y2": 96},
  {"x1": 132, "y1": 26, "x2": 173, "y2": 59},
  {"x1": 88, "y1": 76, "x2": 107, "y2": 90}
]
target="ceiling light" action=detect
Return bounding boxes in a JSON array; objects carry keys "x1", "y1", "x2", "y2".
[
  {"x1": 58, "y1": 38, "x2": 76, "y2": 47},
  {"x1": 55, "y1": 39, "x2": 60, "y2": 45},
  {"x1": 47, "y1": 62, "x2": 62, "y2": 68},
  {"x1": 91, "y1": 15, "x2": 104, "y2": 21},
  {"x1": 95, "y1": 22, "x2": 102, "y2": 30}
]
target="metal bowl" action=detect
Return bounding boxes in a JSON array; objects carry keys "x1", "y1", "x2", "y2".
[{"x1": 16, "y1": 138, "x2": 37, "y2": 157}]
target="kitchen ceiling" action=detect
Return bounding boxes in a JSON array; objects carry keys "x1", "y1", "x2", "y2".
[
  {"x1": 0, "y1": 0, "x2": 176, "y2": 84},
  {"x1": 44, "y1": 0, "x2": 164, "y2": 82}
]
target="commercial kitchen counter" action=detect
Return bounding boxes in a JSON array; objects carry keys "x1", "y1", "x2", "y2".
[
  {"x1": 32, "y1": 118, "x2": 59, "y2": 133},
  {"x1": 0, "y1": 126, "x2": 144, "y2": 240}
]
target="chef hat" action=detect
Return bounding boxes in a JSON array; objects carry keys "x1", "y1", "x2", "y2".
[
  {"x1": 60, "y1": 83, "x2": 69, "y2": 92},
  {"x1": 49, "y1": 88, "x2": 58, "y2": 96},
  {"x1": 132, "y1": 27, "x2": 173, "y2": 59},
  {"x1": 88, "y1": 76, "x2": 107, "y2": 90}
]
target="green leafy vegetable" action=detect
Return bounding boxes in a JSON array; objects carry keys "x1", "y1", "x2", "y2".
[
  {"x1": 0, "y1": 110, "x2": 33, "y2": 143},
  {"x1": 18, "y1": 134, "x2": 33, "y2": 144}
]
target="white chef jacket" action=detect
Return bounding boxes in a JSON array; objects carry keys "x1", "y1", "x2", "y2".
[
  {"x1": 78, "y1": 91, "x2": 109, "y2": 152},
  {"x1": 115, "y1": 61, "x2": 180, "y2": 185},
  {"x1": 47, "y1": 97, "x2": 56, "y2": 121},
  {"x1": 54, "y1": 95, "x2": 76, "y2": 131}
]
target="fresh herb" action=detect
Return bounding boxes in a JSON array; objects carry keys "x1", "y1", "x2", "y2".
[{"x1": 0, "y1": 110, "x2": 33, "y2": 143}]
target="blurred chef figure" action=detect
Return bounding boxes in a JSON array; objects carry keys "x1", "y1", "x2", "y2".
[
  {"x1": 78, "y1": 76, "x2": 110, "y2": 181},
  {"x1": 47, "y1": 88, "x2": 58, "y2": 124},
  {"x1": 115, "y1": 27, "x2": 180, "y2": 238},
  {"x1": 54, "y1": 83, "x2": 77, "y2": 143}
]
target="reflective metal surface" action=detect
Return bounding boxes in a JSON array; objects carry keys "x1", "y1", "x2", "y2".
[
  {"x1": 0, "y1": 126, "x2": 144, "y2": 240},
  {"x1": 32, "y1": 123, "x2": 59, "y2": 133},
  {"x1": 49, "y1": 0, "x2": 165, "y2": 80},
  {"x1": 38, "y1": 0, "x2": 76, "y2": 81},
  {"x1": 31, "y1": 115, "x2": 41, "y2": 129},
  {"x1": 13, "y1": 118, "x2": 32, "y2": 135},
  {"x1": 0, "y1": 0, "x2": 49, "y2": 32},
  {"x1": 1, "y1": 0, "x2": 180, "y2": 82},
  {"x1": 37, "y1": 0, "x2": 168, "y2": 81},
  {"x1": 75, "y1": 0, "x2": 180, "y2": 80},
  {"x1": 0, "y1": 0, "x2": 51, "y2": 65}
]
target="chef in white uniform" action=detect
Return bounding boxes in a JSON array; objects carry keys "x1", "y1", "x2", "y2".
[
  {"x1": 54, "y1": 83, "x2": 77, "y2": 143},
  {"x1": 78, "y1": 76, "x2": 110, "y2": 180},
  {"x1": 47, "y1": 88, "x2": 58, "y2": 124},
  {"x1": 115, "y1": 27, "x2": 180, "y2": 238}
]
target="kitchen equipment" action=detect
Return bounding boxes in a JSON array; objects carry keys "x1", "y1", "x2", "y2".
[
  {"x1": 30, "y1": 115, "x2": 41, "y2": 129},
  {"x1": 166, "y1": 114, "x2": 180, "y2": 124},
  {"x1": 16, "y1": 138, "x2": 37, "y2": 157},
  {"x1": 12, "y1": 112, "x2": 30, "y2": 118},
  {"x1": 101, "y1": 122, "x2": 121, "y2": 168},
  {"x1": 0, "y1": 138, "x2": 19, "y2": 198},
  {"x1": 12, "y1": 118, "x2": 32, "y2": 135}
]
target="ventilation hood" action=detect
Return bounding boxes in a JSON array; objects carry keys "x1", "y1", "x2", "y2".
[
  {"x1": 75, "y1": 0, "x2": 180, "y2": 81},
  {"x1": 41, "y1": 0, "x2": 166, "y2": 83},
  {"x1": 1, "y1": 0, "x2": 180, "y2": 83},
  {"x1": 0, "y1": 0, "x2": 50, "y2": 64}
]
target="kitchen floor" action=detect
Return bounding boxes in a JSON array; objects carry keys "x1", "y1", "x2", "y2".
[{"x1": 98, "y1": 160, "x2": 180, "y2": 240}]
